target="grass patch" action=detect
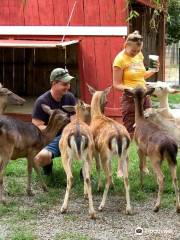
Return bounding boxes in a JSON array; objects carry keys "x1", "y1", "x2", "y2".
[
  {"x1": 10, "y1": 228, "x2": 37, "y2": 240},
  {"x1": 1, "y1": 141, "x2": 180, "y2": 239},
  {"x1": 54, "y1": 232, "x2": 91, "y2": 240}
]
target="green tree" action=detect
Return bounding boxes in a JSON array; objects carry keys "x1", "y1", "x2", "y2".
[{"x1": 167, "y1": 0, "x2": 180, "y2": 44}]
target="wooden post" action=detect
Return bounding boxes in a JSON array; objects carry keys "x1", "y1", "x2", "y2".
[{"x1": 158, "y1": 12, "x2": 166, "y2": 81}]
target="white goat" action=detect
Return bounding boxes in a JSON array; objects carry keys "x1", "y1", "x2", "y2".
[
  {"x1": 146, "y1": 81, "x2": 180, "y2": 121},
  {"x1": 88, "y1": 85, "x2": 132, "y2": 214},
  {"x1": 59, "y1": 100, "x2": 96, "y2": 219},
  {"x1": 125, "y1": 87, "x2": 180, "y2": 213}
]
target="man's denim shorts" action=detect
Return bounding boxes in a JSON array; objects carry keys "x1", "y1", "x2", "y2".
[{"x1": 44, "y1": 135, "x2": 61, "y2": 158}]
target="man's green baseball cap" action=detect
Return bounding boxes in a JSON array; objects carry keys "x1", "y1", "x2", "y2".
[{"x1": 50, "y1": 68, "x2": 74, "y2": 82}]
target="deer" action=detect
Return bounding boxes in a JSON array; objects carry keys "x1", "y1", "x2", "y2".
[
  {"x1": 87, "y1": 85, "x2": 132, "y2": 215},
  {"x1": 0, "y1": 83, "x2": 25, "y2": 113},
  {"x1": 59, "y1": 100, "x2": 96, "y2": 219},
  {"x1": 0, "y1": 104, "x2": 69, "y2": 203},
  {"x1": 125, "y1": 86, "x2": 180, "y2": 213}
]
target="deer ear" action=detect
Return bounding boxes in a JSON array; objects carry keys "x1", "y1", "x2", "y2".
[
  {"x1": 62, "y1": 105, "x2": 75, "y2": 113},
  {"x1": 86, "y1": 84, "x2": 96, "y2": 95},
  {"x1": 104, "y1": 86, "x2": 112, "y2": 96},
  {"x1": 41, "y1": 104, "x2": 53, "y2": 115},
  {"x1": 124, "y1": 88, "x2": 133, "y2": 97}
]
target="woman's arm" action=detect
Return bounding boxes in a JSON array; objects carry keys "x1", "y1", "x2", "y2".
[
  {"x1": 113, "y1": 66, "x2": 132, "y2": 91},
  {"x1": 144, "y1": 70, "x2": 157, "y2": 79},
  {"x1": 144, "y1": 60, "x2": 160, "y2": 79}
]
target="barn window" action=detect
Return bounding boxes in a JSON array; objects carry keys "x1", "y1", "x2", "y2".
[
  {"x1": 0, "y1": 40, "x2": 79, "y2": 119},
  {"x1": 0, "y1": 40, "x2": 79, "y2": 96}
]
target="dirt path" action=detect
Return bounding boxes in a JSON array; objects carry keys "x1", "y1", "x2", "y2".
[
  {"x1": 35, "y1": 195, "x2": 180, "y2": 240},
  {"x1": 1, "y1": 194, "x2": 180, "y2": 240}
]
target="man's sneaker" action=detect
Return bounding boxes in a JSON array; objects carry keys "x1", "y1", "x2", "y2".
[{"x1": 43, "y1": 162, "x2": 53, "y2": 176}]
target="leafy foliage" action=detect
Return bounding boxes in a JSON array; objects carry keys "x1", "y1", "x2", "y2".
[{"x1": 167, "y1": 0, "x2": 180, "y2": 44}]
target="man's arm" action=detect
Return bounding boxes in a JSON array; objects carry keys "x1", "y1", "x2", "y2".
[{"x1": 32, "y1": 118, "x2": 46, "y2": 130}]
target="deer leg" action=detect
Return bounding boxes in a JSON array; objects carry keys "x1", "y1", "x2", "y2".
[
  {"x1": 151, "y1": 160, "x2": 164, "y2": 212},
  {"x1": 26, "y1": 159, "x2": 34, "y2": 196},
  {"x1": 98, "y1": 153, "x2": 111, "y2": 211},
  {"x1": 0, "y1": 153, "x2": 11, "y2": 204},
  {"x1": 95, "y1": 151, "x2": 102, "y2": 192},
  {"x1": 0, "y1": 171, "x2": 5, "y2": 204},
  {"x1": 121, "y1": 150, "x2": 132, "y2": 215},
  {"x1": 32, "y1": 158, "x2": 48, "y2": 192},
  {"x1": 61, "y1": 157, "x2": 73, "y2": 214},
  {"x1": 169, "y1": 164, "x2": 180, "y2": 213},
  {"x1": 83, "y1": 157, "x2": 96, "y2": 219},
  {"x1": 138, "y1": 148, "x2": 148, "y2": 188}
]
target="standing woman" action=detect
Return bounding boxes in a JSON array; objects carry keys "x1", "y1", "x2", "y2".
[{"x1": 113, "y1": 31, "x2": 159, "y2": 139}]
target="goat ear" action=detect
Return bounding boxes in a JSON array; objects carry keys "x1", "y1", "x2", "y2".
[
  {"x1": 146, "y1": 87, "x2": 155, "y2": 96},
  {"x1": 41, "y1": 104, "x2": 53, "y2": 115},
  {"x1": 104, "y1": 86, "x2": 112, "y2": 96},
  {"x1": 167, "y1": 88, "x2": 180, "y2": 94},
  {"x1": 86, "y1": 84, "x2": 96, "y2": 95},
  {"x1": 62, "y1": 105, "x2": 75, "y2": 113}
]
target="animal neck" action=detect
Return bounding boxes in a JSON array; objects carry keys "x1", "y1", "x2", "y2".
[
  {"x1": 90, "y1": 92, "x2": 103, "y2": 119},
  {"x1": 134, "y1": 96, "x2": 144, "y2": 122},
  {"x1": 158, "y1": 94, "x2": 170, "y2": 110},
  {"x1": 41, "y1": 116, "x2": 61, "y2": 145}
]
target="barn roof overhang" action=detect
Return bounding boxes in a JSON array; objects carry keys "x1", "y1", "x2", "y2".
[
  {"x1": 136, "y1": 0, "x2": 156, "y2": 8},
  {"x1": 0, "y1": 26, "x2": 127, "y2": 37},
  {"x1": 0, "y1": 39, "x2": 79, "y2": 48}
]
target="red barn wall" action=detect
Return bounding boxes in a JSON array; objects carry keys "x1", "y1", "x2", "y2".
[{"x1": 0, "y1": 0, "x2": 127, "y2": 118}]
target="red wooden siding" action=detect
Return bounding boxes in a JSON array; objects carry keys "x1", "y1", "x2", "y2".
[{"x1": 0, "y1": 0, "x2": 129, "y2": 118}]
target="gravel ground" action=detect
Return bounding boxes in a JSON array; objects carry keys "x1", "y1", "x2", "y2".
[
  {"x1": 0, "y1": 194, "x2": 180, "y2": 240},
  {"x1": 35, "y1": 195, "x2": 180, "y2": 240}
]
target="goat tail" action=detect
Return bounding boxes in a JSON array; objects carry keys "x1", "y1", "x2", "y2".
[
  {"x1": 68, "y1": 133, "x2": 88, "y2": 159},
  {"x1": 160, "y1": 141, "x2": 178, "y2": 165}
]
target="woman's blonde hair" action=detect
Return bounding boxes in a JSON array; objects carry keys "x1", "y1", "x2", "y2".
[{"x1": 126, "y1": 30, "x2": 143, "y2": 46}]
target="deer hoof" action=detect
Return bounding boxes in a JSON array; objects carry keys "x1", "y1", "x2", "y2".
[
  {"x1": 84, "y1": 194, "x2": 88, "y2": 200},
  {"x1": 153, "y1": 205, "x2": 160, "y2": 212},
  {"x1": 1, "y1": 198, "x2": 7, "y2": 205},
  {"x1": 90, "y1": 211, "x2": 96, "y2": 220},
  {"x1": 97, "y1": 184, "x2": 102, "y2": 192},
  {"x1": 26, "y1": 189, "x2": 35, "y2": 196},
  {"x1": 42, "y1": 185, "x2": 48, "y2": 192},
  {"x1": 98, "y1": 205, "x2": 104, "y2": 211},
  {"x1": 126, "y1": 207, "x2": 132, "y2": 215},
  {"x1": 176, "y1": 206, "x2": 180, "y2": 213},
  {"x1": 60, "y1": 206, "x2": 67, "y2": 214}
]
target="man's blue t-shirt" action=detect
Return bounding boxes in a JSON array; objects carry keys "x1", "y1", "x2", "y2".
[{"x1": 32, "y1": 90, "x2": 76, "y2": 134}]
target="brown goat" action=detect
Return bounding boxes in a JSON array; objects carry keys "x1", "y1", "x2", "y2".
[
  {"x1": 125, "y1": 87, "x2": 180, "y2": 213},
  {"x1": 0, "y1": 83, "x2": 25, "y2": 113},
  {"x1": 0, "y1": 104, "x2": 69, "y2": 203},
  {"x1": 59, "y1": 100, "x2": 96, "y2": 219},
  {"x1": 88, "y1": 85, "x2": 132, "y2": 214}
]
